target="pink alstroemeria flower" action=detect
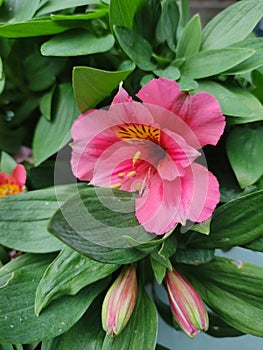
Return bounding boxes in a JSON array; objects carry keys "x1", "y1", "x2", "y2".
[
  {"x1": 71, "y1": 78, "x2": 225, "y2": 235},
  {"x1": 0, "y1": 164, "x2": 26, "y2": 198}
]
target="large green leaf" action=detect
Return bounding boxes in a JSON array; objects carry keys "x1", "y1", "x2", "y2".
[
  {"x1": 0, "y1": 184, "x2": 85, "y2": 253},
  {"x1": 114, "y1": 25, "x2": 156, "y2": 71},
  {"x1": 187, "y1": 257, "x2": 263, "y2": 336},
  {"x1": 72, "y1": 65, "x2": 135, "y2": 113},
  {"x1": 41, "y1": 30, "x2": 114, "y2": 56},
  {"x1": 181, "y1": 48, "x2": 254, "y2": 79},
  {"x1": 193, "y1": 80, "x2": 263, "y2": 121},
  {"x1": 48, "y1": 187, "x2": 156, "y2": 263},
  {"x1": 201, "y1": 0, "x2": 263, "y2": 50},
  {"x1": 174, "y1": 248, "x2": 215, "y2": 265},
  {"x1": 36, "y1": 0, "x2": 101, "y2": 16},
  {"x1": 102, "y1": 287, "x2": 158, "y2": 350},
  {"x1": 176, "y1": 14, "x2": 201, "y2": 59},
  {"x1": 35, "y1": 246, "x2": 119, "y2": 316},
  {"x1": 0, "y1": 253, "x2": 109, "y2": 343},
  {"x1": 33, "y1": 83, "x2": 79, "y2": 166},
  {"x1": 243, "y1": 234, "x2": 263, "y2": 252},
  {"x1": 188, "y1": 190, "x2": 263, "y2": 249},
  {"x1": 0, "y1": 19, "x2": 73, "y2": 38},
  {"x1": 160, "y1": 0, "x2": 179, "y2": 52},
  {"x1": 226, "y1": 125, "x2": 263, "y2": 189},
  {"x1": 0, "y1": 0, "x2": 41, "y2": 22},
  {"x1": 41, "y1": 297, "x2": 105, "y2": 350},
  {"x1": 109, "y1": 0, "x2": 144, "y2": 30},
  {"x1": 225, "y1": 37, "x2": 263, "y2": 74}
]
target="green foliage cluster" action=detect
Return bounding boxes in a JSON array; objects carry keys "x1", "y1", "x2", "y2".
[{"x1": 0, "y1": 0, "x2": 263, "y2": 348}]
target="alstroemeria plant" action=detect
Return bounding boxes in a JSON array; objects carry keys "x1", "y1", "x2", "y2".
[{"x1": 71, "y1": 78, "x2": 225, "y2": 234}]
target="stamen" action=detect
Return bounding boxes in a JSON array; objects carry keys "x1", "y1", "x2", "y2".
[
  {"x1": 127, "y1": 171, "x2": 136, "y2": 178},
  {"x1": 110, "y1": 183, "x2": 122, "y2": 189},
  {"x1": 118, "y1": 172, "x2": 126, "y2": 178},
  {"x1": 132, "y1": 151, "x2": 141, "y2": 165},
  {"x1": 0, "y1": 183, "x2": 20, "y2": 198}
]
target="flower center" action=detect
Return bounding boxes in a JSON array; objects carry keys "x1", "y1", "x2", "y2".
[
  {"x1": 0, "y1": 183, "x2": 20, "y2": 198},
  {"x1": 115, "y1": 124, "x2": 160, "y2": 143}
]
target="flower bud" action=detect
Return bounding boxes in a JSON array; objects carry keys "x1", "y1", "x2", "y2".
[
  {"x1": 101, "y1": 265, "x2": 138, "y2": 336},
  {"x1": 165, "y1": 268, "x2": 208, "y2": 338}
]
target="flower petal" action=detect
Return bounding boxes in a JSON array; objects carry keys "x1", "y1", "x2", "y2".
[
  {"x1": 112, "y1": 82, "x2": 133, "y2": 104},
  {"x1": 137, "y1": 78, "x2": 225, "y2": 147},
  {"x1": 11, "y1": 165, "x2": 26, "y2": 188},
  {"x1": 135, "y1": 173, "x2": 181, "y2": 235},
  {"x1": 176, "y1": 163, "x2": 220, "y2": 223}
]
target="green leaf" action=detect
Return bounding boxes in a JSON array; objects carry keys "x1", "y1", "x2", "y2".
[
  {"x1": 50, "y1": 10, "x2": 108, "y2": 22},
  {"x1": 181, "y1": 48, "x2": 255, "y2": 79},
  {"x1": 48, "y1": 187, "x2": 155, "y2": 264},
  {"x1": 160, "y1": 0, "x2": 179, "y2": 52},
  {"x1": 23, "y1": 51, "x2": 66, "y2": 92},
  {"x1": 0, "y1": 253, "x2": 108, "y2": 343},
  {"x1": 188, "y1": 190, "x2": 263, "y2": 249},
  {"x1": 226, "y1": 125, "x2": 263, "y2": 189},
  {"x1": 109, "y1": 0, "x2": 144, "y2": 30},
  {"x1": 35, "y1": 246, "x2": 119, "y2": 316},
  {"x1": 0, "y1": 151, "x2": 17, "y2": 174},
  {"x1": 0, "y1": 0, "x2": 41, "y2": 22},
  {"x1": 102, "y1": 287, "x2": 158, "y2": 350},
  {"x1": 114, "y1": 25, "x2": 156, "y2": 71},
  {"x1": 187, "y1": 257, "x2": 263, "y2": 336},
  {"x1": 0, "y1": 19, "x2": 74, "y2": 38},
  {"x1": 0, "y1": 344, "x2": 14, "y2": 350},
  {"x1": 36, "y1": 0, "x2": 101, "y2": 16},
  {"x1": 0, "y1": 68, "x2": 5, "y2": 94},
  {"x1": 41, "y1": 30, "x2": 114, "y2": 57},
  {"x1": 40, "y1": 87, "x2": 55, "y2": 121},
  {"x1": 174, "y1": 248, "x2": 215, "y2": 265},
  {"x1": 153, "y1": 66, "x2": 180, "y2": 80},
  {"x1": 73, "y1": 65, "x2": 135, "y2": 113},
  {"x1": 225, "y1": 37, "x2": 263, "y2": 74},
  {"x1": 150, "y1": 256, "x2": 166, "y2": 284},
  {"x1": 201, "y1": 0, "x2": 263, "y2": 50},
  {"x1": 0, "y1": 184, "x2": 86, "y2": 253},
  {"x1": 33, "y1": 83, "x2": 79, "y2": 166},
  {"x1": 190, "y1": 218, "x2": 211, "y2": 235},
  {"x1": 41, "y1": 297, "x2": 105, "y2": 350},
  {"x1": 176, "y1": 14, "x2": 201, "y2": 59},
  {"x1": 243, "y1": 234, "x2": 263, "y2": 252},
  {"x1": 193, "y1": 80, "x2": 259, "y2": 119}
]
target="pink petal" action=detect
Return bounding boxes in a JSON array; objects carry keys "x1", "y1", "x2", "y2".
[
  {"x1": 176, "y1": 163, "x2": 220, "y2": 223},
  {"x1": 111, "y1": 83, "x2": 133, "y2": 104},
  {"x1": 135, "y1": 173, "x2": 181, "y2": 235},
  {"x1": 157, "y1": 129, "x2": 200, "y2": 180},
  {"x1": 137, "y1": 78, "x2": 225, "y2": 147},
  {"x1": 11, "y1": 165, "x2": 26, "y2": 188}
]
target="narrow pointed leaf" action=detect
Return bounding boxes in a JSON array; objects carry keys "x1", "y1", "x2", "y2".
[{"x1": 177, "y1": 14, "x2": 201, "y2": 59}]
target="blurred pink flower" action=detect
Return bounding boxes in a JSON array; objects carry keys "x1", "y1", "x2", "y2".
[
  {"x1": 101, "y1": 265, "x2": 137, "y2": 336},
  {"x1": 165, "y1": 268, "x2": 209, "y2": 338},
  {"x1": 71, "y1": 78, "x2": 225, "y2": 235},
  {"x1": 0, "y1": 164, "x2": 26, "y2": 198},
  {"x1": 14, "y1": 146, "x2": 33, "y2": 164}
]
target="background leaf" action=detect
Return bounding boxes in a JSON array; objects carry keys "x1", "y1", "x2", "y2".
[
  {"x1": 0, "y1": 151, "x2": 17, "y2": 174},
  {"x1": 226, "y1": 125, "x2": 263, "y2": 189},
  {"x1": 41, "y1": 30, "x2": 114, "y2": 57},
  {"x1": 33, "y1": 83, "x2": 79, "y2": 166},
  {"x1": 0, "y1": 0, "x2": 41, "y2": 22},
  {"x1": 35, "y1": 246, "x2": 119, "y2": 316},
  {"x1": 0, "y1": 253, "x2": 109, "y2": 343},
  {"x1": 73, "y1": 65, "x2": 135, "y2": 113},
  {"x1": 114, "y1": 26, "x2": 156, "y2": 71},
  {"x1": 201, "y1": 0, "x2": 263, "y2": 50},
  {"x1": 109, "y1": 0, "x2": 144, "y2": 30},
  {"x1": 176, "y1": 14, "x2": 201, "y2": 59},
  {"x1": 181, "y1": 48, "x2": 254, "y2": 79},
  {"x1": 41, "y1": 297, "x2": 105, "y2": 350},
  {"x1": 36, "y1": 0, "x2": 101, "y2": 16},
  {"x1": 0, "y1": 184, "x2": 85, "y2": 253}
]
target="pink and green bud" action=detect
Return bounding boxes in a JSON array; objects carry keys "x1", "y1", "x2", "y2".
[
  {"x1": 165, "y1": 268, "x2": 209, "y2": 338},
  {"x1": 101, "y1": 265, "x2": 138, "y2": 336}
]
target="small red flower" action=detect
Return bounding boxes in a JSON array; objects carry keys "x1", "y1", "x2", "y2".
[{"x1": 0, "y1": 164, "x2": 26, "y2": 198}]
